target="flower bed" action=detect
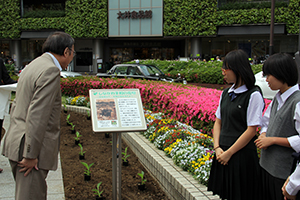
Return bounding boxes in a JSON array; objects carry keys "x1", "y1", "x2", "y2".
[
  {"x1": 65, "y1": 92, "x2": 271, "y2": 186},
  {"x1": 62, "y1": 78, "x2": 272, "y2": 186},
  {"x1": 61, "y1": 77, "x2": 220, "y2": 136},
  {"x1": 65, "y1": 94, "x2": 215, "y2": 186},
  {"x1": 143, "y1": 110, "x2": 214, "y2": 185},
  {"x1": 61, "y1": 77, "x2": 271, "y2": 136}
]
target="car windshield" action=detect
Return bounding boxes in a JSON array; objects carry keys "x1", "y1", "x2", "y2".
[{"x1": 139, "y1": 65, "x2": 163, "y2": 76}]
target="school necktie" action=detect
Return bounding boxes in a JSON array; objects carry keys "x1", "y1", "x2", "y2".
[{"x1": 228, "y1": 91, "x2": 238, "y2": 101}]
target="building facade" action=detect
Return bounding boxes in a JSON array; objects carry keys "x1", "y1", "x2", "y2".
[{"x1": 0, "y1": 0, "x2": 298, "y2": 73}]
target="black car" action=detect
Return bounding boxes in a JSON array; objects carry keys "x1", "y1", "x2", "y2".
[{"x1": 96, "y1": 64, "x2": 187, "y2": 84}]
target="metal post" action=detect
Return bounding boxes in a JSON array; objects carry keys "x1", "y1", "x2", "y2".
[
  {"x1": 298, "y1": 15, "x2": 300, "y2": 51},
  {"x1": 112, "y1": 133, "x2": 117, "y2": 199},
  {"x1": 269, "y1": 0, "x2": 275, "y2": 56},
  {"x1": 117, "y1": 133, "x2": 122, "y2": 200},
  {"x1": 112, "y1": 133, "x2": 122, "y2": 200}
]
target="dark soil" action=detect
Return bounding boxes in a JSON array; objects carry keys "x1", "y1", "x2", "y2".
[{"x1": 60, "y1": 110, "x2": 169, "y2": 200}]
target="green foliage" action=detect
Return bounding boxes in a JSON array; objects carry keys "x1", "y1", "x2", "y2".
[
  {"x1": 63, "y1": 104, "x2": 67, "y2": 111},
  {"x1": 10, "y1": 75, "x2": 19, "y2": 81},
  {"x1": 92, "y1": 182, "x2": 104, "y2": 197},
  {"x1": 71, "y1": 123, "x2": 75, "y2": 130},
  {"x1": 66, "y1": 114, "x2": 71, "y2": 124},
  {"x1": 126, "y1": 59, "x2": 262, "y2": 84},
  {"x1": 74, "y1": 131, "x2": 82, "y2": 141},
  {"x1": 5, "y1": 64, "x2": 16, "y2": 75},
  {"x1": 251, "y1": 64, "x2": 263, "y2": 74},
  {"x1": 0, "y1": 0, "x2": 299, "y2": 38},
  {"x1": 78, "y1": 143, "x2": 86, "y2": 156},
  {"x1": 122, "y1": 147, "x2": 131, "y2": 162},
  {"x1": 65, "y1": 0, "x2": 108, "y2": 38},
  {"x1": 0, "y1": 0, "x2": 108, "y2": 39},
  {"x1": 81, "y1": 162, "x2": 94, "y2": 176},
  {"x1": 218, "y1": 1, "x2": 288, "y2": 10},
  {"x1": 23, "y1": 10, "x2": 65, "y2": 18},
  {"x1": 0, "y1": 0, "x2": 21, "y2": 38},
  {"x1": 163, "y1": 0, "x2": 218, "y2": 36},
  {"x1": 137, "y1": 171, "x2": 147, "y2": 185},
  {"x1": 163, "y1": 0, "x2": 300, "y2": 36}
]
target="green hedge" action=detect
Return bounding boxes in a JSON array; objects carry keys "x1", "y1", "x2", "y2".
[
  {"x1": 163, "y1": 0, "x2": 300, "y2": 36},
  {"x1": 0, "y1": 0, "x2": 299, "y2": 39},
  {"x1": 22, "y1": 10, "x2": 65, "y2": 18},
  {"x1": 0, "y1": 0, "x2": 108, "y2": 39},
  {"x1": 127, "y1": 59, "x2": 263, "y2": 84},
  {"x1": 218, "y1": 1, "x2": 288, "y2": 10}
]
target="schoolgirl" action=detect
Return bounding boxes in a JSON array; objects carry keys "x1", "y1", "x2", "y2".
[
  {"x1": 255, "y1": 53, "x2": 300, "y2": 200},
  {"x1": 208, "y1": 49, "x2": 264, "y2": 200}
]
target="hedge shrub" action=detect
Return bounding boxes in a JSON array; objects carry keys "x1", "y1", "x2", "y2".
[{"x1": 127, "y1": 59, "x2": 263, "y2": 84}]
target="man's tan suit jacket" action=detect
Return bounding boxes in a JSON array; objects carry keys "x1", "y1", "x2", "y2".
[{"x1": 2, "y1": 53, "x2": 61, "y2": 171}]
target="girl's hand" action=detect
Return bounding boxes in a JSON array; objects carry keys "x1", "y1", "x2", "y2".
[
  {"x1": 215, "y1": 147, "x2": 224, "y2": 158},
  {"x1": 217, "y1": 150, "x2": 232, "y2": 165},
  {"x1": 282, "y1": 177, "x2": 296, "y2": 200},
  {"x1": 254, "y1": 135, "x2": 272, "y2": 150},
  {"x1": 257, "y1": 132, "x2": 266, "y2": 140}
]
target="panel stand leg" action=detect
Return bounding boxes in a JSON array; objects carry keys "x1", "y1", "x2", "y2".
[{"x1": 112, "y1": 133, "x2": 122, "y2": 200}]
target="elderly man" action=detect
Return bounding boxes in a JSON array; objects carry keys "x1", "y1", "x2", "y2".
[{"x1": 2, "y1": 31, "x2": 75, "y2": 200}]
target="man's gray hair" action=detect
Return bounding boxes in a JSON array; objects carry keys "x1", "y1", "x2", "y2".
[{"x1": 42, "y1": 32, "x2": 75, "y2": 56}]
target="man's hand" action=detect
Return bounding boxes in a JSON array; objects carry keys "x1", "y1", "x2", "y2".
[
  {"x1": 18, "y1": 158, "x2": 38, "y2": 177},
  {"x1": 282, "y1": 176, "x2": 296, "y2": 200}
]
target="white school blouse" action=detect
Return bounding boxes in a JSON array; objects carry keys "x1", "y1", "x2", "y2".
[
  {"x1": 215, "y1": 84, "x2": 264, "y2": 127},
  {"x1": 260, "y1": 84, "x2": 300, "y2": 153}
]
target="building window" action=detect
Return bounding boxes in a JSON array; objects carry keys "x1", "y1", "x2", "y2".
[
  {"x1": 217, "y1": 0, "x2": 289, "y2": 10},
  {"x1": 21, "y1": 0, "x2": 65, "y2": 18}
]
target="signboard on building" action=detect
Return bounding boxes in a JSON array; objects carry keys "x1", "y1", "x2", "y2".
[
  {"x1": 89, "y1": 89, "x2": 147, "y2": 133},
  {"x1": 108, "y1": 0, "x2": 163, "y2": 37}
]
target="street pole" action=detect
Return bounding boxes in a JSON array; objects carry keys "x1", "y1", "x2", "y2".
[
  {"x1": 298, "y1": 15, "x2": 300, "y2": 51},
  {"x1": 269, "y1": 0, "x2": 275, "y2": 56}
]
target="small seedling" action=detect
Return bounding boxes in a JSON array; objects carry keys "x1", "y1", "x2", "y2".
[
  {"x1": 74, "y1": 131, "x2": 82, "y2": 141},
  {"x1": 71, "y1": 123, "x2": 75, "y2": 131},
  {"x1": 78, "y1": 143, "x2": 86, "y2": 156},
  {"x1": 92, "y1": 182, "x2": 104, "y2": 197},
  {"x1": 66, "y1": 114, "x2": 71, "y2": 124},
  {"x1": 81, "y1": 162, "x2": 94, "y2": 176},
  {"x1": 137, "y1": 171, "x2": 147, "y2": 185},
  {"x1": 86, "y1": 110, "x2": 91, "y2": 120},
  {"x1": 122, "y1": 147, "x2": 130, "y2": 162},
  {"x1": 63, "y1": 104, "x2": 67, "y2": 110}
]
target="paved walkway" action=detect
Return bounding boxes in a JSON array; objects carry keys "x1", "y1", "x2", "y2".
[{"x1": 0, "y1": 115, "x2": 65, "y2": 200}]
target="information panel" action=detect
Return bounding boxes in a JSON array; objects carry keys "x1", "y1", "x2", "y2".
[{"x1": 89, "y1": 89, "x2": 147, "y2": 133}]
